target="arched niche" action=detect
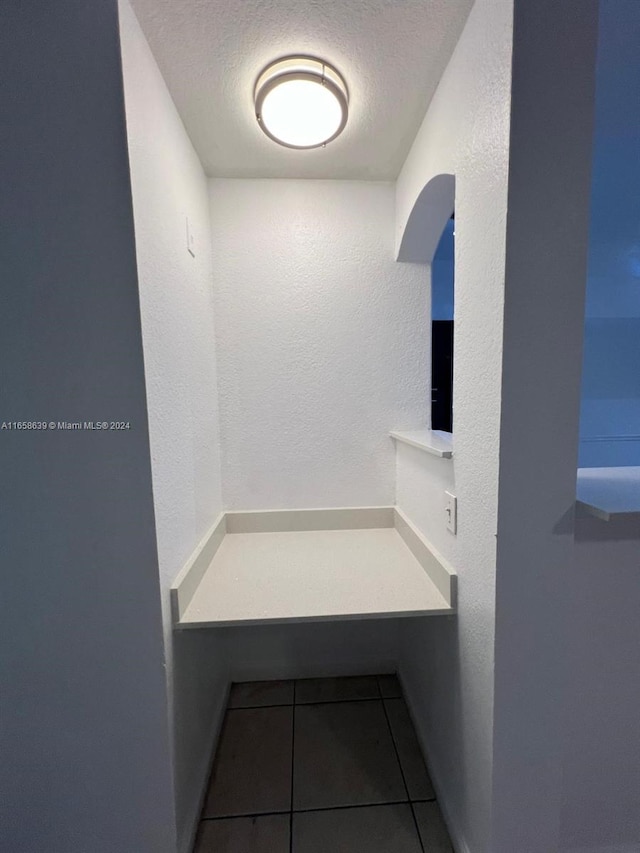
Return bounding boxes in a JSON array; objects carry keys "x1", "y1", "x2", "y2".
[{"x1": 397, "y1": 173, "x2": 455, "y2": 263}]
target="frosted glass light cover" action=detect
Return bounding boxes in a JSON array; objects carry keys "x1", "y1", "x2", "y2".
[
  {"x1": 261, "y1": 79, "x2": 343, "y2": 148},
  {"x1": 254, "y1": 57, "x2": 349, "y2": 149}
]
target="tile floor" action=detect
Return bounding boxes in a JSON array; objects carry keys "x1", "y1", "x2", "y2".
[{"x1": 194, "y1": 675, "x2": 453, "y2": 852}]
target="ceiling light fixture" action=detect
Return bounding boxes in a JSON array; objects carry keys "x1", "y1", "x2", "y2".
[{"x1": 254, "y1": 56, "x2": 349, "y2": 150}]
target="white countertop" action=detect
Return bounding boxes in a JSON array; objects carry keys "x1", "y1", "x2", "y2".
[
  {"x1": 576, "y1": 466, "x2": 640, "y2": 521},
  {"x1": 179, "y1": 527, "x2": 453, "y2": 628}
]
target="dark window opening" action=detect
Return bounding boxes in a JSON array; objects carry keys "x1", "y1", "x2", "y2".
[
  {"x1": 431, "y1": 215, "x2": 454, "y2": 433},
  {"x1": 431, "y1": 320, "x2": 454, "y2": 432}
]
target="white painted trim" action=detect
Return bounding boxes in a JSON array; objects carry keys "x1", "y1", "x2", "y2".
[
  {"x1": 225, "y1": 505, "x2": 395, "y2": 533},
  {"x1": 229, "y1": 659, "x2": 399, "y2": 683},
  {"x1": 170, "y1": 513, "x2": 226, "y2": 623},
  {"x1": 399, "y1": 668, "x2": 472, "y2": 853},
  {"x1": 394, "y1": 507, "x2": 457, "y2": 609},
  {"x1": 390, "y1": 429, "x2": 454, "y2": 458},
  {"x1": 177, "y1": 680, "x2": 230, "y2": 853}
]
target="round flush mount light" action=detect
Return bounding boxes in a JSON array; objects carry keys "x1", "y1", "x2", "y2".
[{"x1": 254, "y1": 56, "x2": 349, "y2": 149}]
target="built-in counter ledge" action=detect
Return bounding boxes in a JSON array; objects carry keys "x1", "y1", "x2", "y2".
[
  {"x1": 170, "y1": 506, "x2": 457, "y2": 628},
  {"x1": 390, "y1": 429, "x2": 453, "y2": 458},
  {"x1": 576, "y1": 466, "x2": 640, "y2": 521}
]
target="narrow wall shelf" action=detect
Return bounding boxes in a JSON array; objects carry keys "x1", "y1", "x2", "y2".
[
  {"x1": 390, "y1": 429, "x2": 453, "y2": 458},
  {"x1": 576, "y1": 466, "x2": 640, "y2": 521},
  {"x1": 171, "y1": 507, "x2": 456, "y2": 629}
]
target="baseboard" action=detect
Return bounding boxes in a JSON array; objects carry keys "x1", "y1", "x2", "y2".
[
  {"x1": 228, "y1": 658, "x2": 398, "y2": 682},
  {"x1": 399, "y1": 665, "x2": 472, "y2": 853},
  {"x1": 177, "y1": 680, "x2": 230, "y2": 853},
  {"x1": 225, "y1": 505, "x2": 395, "y2": 533}
]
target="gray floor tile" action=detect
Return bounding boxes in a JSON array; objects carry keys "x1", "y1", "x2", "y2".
[
  {"x1": 228, "y1": 679, "x2": 294, "y2": 708},
  {"x1": 384, "y1": 698, "x2": 435, "y2": 800},
  {"x1": 293, "y1": 700, "x2": 406, "y2": 810},
  {"x1": 377, "y1": 674, "x2": 402, "y2": 698},
  {"x1": 296, "y1": 675, "x2": 380, "y2": 704},
  {"x1": 292, "y1": 804, "x2": 422, "y2": 853},
  {"x1": 203, "y1": 707, "x2": 293, "y2": 817},
  {"x1": 195, "y1": 814, "x2": 290, "y2": 853},
  {"x1": 413, "y1": 802, "x2": 454, "y2": 852}
]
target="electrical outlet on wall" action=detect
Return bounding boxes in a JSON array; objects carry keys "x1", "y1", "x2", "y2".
[
  {"x1": 445, "y1": 491, "x2": 457, "y2": 534},
  {"x1": 186, "y1": 216, "x2": 196, "y2": 257}
]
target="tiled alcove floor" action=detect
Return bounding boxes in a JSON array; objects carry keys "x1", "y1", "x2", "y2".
[{"x1": 194, "y1": 675, "x2": 453, "y2": 852}]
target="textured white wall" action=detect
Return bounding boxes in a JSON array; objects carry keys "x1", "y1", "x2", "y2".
[
  {"x1": 394, "y1": 1, "x2": 514, "y2": 851},
  {"x1": 118, "y1": 4, "x2": 227, "y2": 851},
  {"x1": 210, "y1": 179, "x2": 429, "y2": 511},
  {"x1": 221, "y1": 619, "x2": 401, "y2": 682},
  {"x1": 396, "y1": 444, "x2": 457, "y2": 561},
  {"x1": 397, "y1": 3, "x2": 600, "y2": 852},
  {"x1": 491, "y1": 3, "x2": 598, "y2": 851},
  {"x1": 0, "y1": 1, "x2": 175, "y2": 850}
]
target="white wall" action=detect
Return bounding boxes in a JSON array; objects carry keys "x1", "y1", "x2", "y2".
[
  {"x1": 209, "y1": 179, "x2": 430, "y2": 511},
  {"x1": 0, "y1": 1, "x2": 175, "y2": 850},
  {"x1": 221, "y1": 619, "x2": 401, "y2": 682},
  {"x1": 394, "y1": 1, "x2": 514, "y2": 851},
  {"x1": 491, "y1": 3, "x2": 598, "y2": 851},
  {"x1": 206, "y1": 177, "x2": 424, "y2": 698},
  {"x1": 557, "y1": 6, "x2": 640, "y2": 848},
  {"x1": 118, "y1": 4, "x2": 227, "y2": 851},
  {"x1": 560, "y1": 515, "x2": 640, "y2": 853},
  {"x1": 396, "y1": 4, "x2": 601, "y2": 852}
]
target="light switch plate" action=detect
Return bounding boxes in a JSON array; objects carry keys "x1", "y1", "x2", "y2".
[{"x1": 445, "y1": 491, "x2": 457, "y2": 534}]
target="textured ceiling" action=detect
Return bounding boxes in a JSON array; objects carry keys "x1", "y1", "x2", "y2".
[{"x1": 130, "y1": 0, "x2": 474, "y2": 180}]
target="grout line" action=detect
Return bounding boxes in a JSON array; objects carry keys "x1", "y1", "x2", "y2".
[
  {"x1": 380, "y1": 693, "x2": 426, "y2": 853},
  {"x1": 200, "y1": 799, "x2": 436, "y2": 822},
  {"x1": 200, "y1": 810, "x2": 290, "y2": 822},
  {"x1": 294, "y1": 675, "x2": 384, "y2": 707},
  {"x1": 375, "y1": 675, "x2": 383, "y2": 699},
  {"x1": 289, "y1": 680, "x2": 296, "y2": 853},
  {"x1": 230, "y1": 696, "x2": 385, "y2": 711},
  {"x1": 409, "y1": 800, "x2": 426, "y2": 852},
  {"x1": 295, "y1": 695, "x2": 383, "y2": 707},
  {"x1": 294, "y1": 799, "x2": 412, "y2": 814}
]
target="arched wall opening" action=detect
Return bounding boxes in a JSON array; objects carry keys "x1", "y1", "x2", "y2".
[
  {"x1": 397, "y1": 174, "x2": 456, "y2": 433},
  {"x1": 396, "y1": 173, "x2": 455, "y2": 264}
]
